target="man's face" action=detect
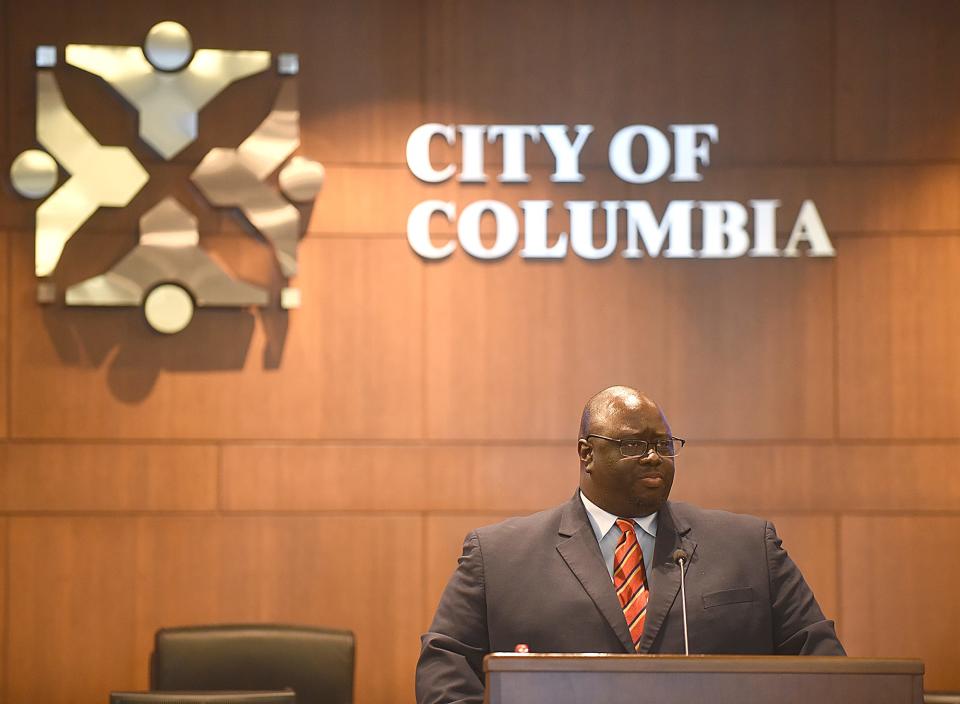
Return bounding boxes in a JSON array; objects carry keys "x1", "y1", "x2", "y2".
[{"x1": 578, "y1": 400, "x2": 676, "y2": 517}]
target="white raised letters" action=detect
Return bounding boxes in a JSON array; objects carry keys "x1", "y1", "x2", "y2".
[
  {"x1": 404, "y1": 123, "x2": 835, "y2": 261},
  {"x1": 405, "y1": 124, "x2": 456, "y2": 183},
  {"x1": 783, "y1": 200, "x2": 834, "y2": 257},
  {"x1": 407, "y1": 200, "x2": 456, "y2": 259},
  {"x1": 519, "y1": 200, "x2": 567, "y2": 259},
  {"x1": 622, "y1": 200, "x2": 695, "y2": 258}
]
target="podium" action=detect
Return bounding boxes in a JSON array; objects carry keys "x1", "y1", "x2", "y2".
[{"x1": 484, "y1": 654, "x2": 924, "y2": 704}]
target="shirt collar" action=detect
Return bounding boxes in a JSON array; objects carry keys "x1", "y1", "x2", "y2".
[{"x1": 579, "y1": 490, "x2": 658, "y2": 542}]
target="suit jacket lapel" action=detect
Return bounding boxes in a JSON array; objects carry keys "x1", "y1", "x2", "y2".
[
  {"x1": 555, "y1": 495, "x2": 635, "y2": 654},
  {"x1": 639, "y1": 501, "x2": 697, "y2": 653}
]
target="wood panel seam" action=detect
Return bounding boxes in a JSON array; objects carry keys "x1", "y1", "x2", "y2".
[
  {"x1": 216, "y1": 442, "x2": 224, "y2": 515},
  {"x1": 42, "y1": 438, "x2": 960, "y2": 446},
  {"x1": 2, "y1": 0, "x2": 8, "y2": 156},
  {"x1": 832, "y1": 233, "x2": 840, "y2": 440},
  {"x1": 830, "y1": 0, "x2": 838, "y2": 164},
  {"x1": 834, "y1": 512, "x2": 843, "y2": 644},
  {"x1": 5, "y1": 229, "x2": 10, "y2": 442},
  {"x1": 420, "y1": 509, "x2": 429, "y2": 635},
  {"x1": 2, "y1": 517, "x2": 9, "y2": 704}
]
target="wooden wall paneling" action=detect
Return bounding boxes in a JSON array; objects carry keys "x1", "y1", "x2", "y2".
[
  {"x1": 220, "y1": 444, "x2": 430, "y2": 511},
  {"x1": 222, "y1": 444, "x2": 577, "y2": 513},
  {"x1": 424, "y1": 1, "x2": 833, "y2": 168},
  {"x1": 304, "y1": 166, "x2": 458, "y2": 237},
  {"x1": 836, "y1": 0, "x2": 960, "y2": 162},
  {"x1": 763, "y1": 514, "x2": 839, "y2": 631},
  {"x1": 423, "y1": 513, "x2": 512, "y2": 628},
  {"x1": 673, "y1": 443, "x2": 960, "y2": 514},
  {"x1": 297, "y1": 0, "x2": 422, "y2": 165},
  {"x1": 422, "y1": 446, "x2": 576, "y2": 512},
  {"x1": 223, "y1": 439, "x2": 960, "y2": 522},
  {"x1": 1, "y1": 27, "x2": 8, "y2": 704},
  {"x1": 799, "y1": 165, "x2": 960, "y2": 234},
  {"x1": 7, "y1": 517, "x2": 140, "y2": 704},
  {"x1": 693, "y1": 165, "x2": 960, "y2": 235},
  {"x1": 262, "y1": 237, "x2": 424, "y2": 439},
  {"x1": 0, "y1": 443, "x2": 218, "y2": 512},
  {"x1": 0, "y1": 233, "x2": 7, "y2": 439},
  {"x1": 133, "y1": 516, "x2": 426, "y2": 704},
  {"x1": 0, "y1": 171, "x2": 20, "y2": 233},
  {"x1": 1, "y1": 0, "x2": 7, "y2": 157},
  {"x1": 840, "y1": 516, "x2": 960, "y2": 690},
  {"x1": 8, "y1": 515, "x2": 425, "y2": 704},
  {"x1": 837, "y1": 236, "x2": 960, "y2": 438},
  {"x1": 10, "y1": 237, "x2": 424, "y2": 439},
  {"x1": 0, "y1": 517, "x2": 7, "y2": 704},
  {"x1": 425, "y1": 251, "x2": 834, "y2": 441}
]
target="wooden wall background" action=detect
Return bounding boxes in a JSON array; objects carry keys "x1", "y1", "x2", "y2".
[{"x1": 1, "y1": 0, "x2": 960, "y2": 701}]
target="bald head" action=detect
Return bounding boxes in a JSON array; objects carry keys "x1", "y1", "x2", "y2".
[
  {"x1": 579, "y1": 385, "x2": 661, "y2": 439},
  {"x1": 577, "y1": 386, "x2": 676, "y2": 516}
]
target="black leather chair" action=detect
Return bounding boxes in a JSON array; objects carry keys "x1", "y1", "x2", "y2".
[{"x1": 150, "y1": 624, "x2": 355, "y2": 704}]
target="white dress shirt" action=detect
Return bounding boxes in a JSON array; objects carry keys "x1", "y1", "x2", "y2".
[{"x1": 579, "y1": 490, "x2": 658, "y2": 581}]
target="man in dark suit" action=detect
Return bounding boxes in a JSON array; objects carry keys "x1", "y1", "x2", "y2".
[{"x1": 416, "y1": 386, "x2": 844, "y2": 704}]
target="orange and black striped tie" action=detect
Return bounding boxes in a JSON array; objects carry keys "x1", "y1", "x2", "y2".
[{"x1": 613, "y1": 518, "x2": 649, "y2": 652}]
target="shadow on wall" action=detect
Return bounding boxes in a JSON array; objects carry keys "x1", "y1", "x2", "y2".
[{"x1": 40, "y1": 303, "x2": 290, "y2": 403}]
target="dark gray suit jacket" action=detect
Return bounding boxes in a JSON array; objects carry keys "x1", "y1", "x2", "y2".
[{"x1": 416, "y1": 496, "x2": 844, "y2": 704}]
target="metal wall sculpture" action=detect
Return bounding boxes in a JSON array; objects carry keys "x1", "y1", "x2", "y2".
[
  {"x1": 8, "y1": 21, "x2": 324, "y2": 334},
  {"x1": 66, "y1": 198, "x2": 269, "y2": 334},
  {"x1": 13, "y1": 73, "x2": 149, "y2": 279},
  {"x1": 191, "y1": 80, "x2": 316, "y2": 279},
  {"x1": 66, "y1": 22, "x2": 271, "y2": 159}
]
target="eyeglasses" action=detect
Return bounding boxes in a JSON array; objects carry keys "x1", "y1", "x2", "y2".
[{"x1": 583, "y1": 434, "x2": 686, "y2": 458}]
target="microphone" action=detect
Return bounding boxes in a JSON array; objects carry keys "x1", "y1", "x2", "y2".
[{"x1": 671, "y1": 549, "x2": 690, "y2": 656}]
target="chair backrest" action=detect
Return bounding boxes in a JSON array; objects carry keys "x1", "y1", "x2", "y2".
[{"x1": 150, "y1": 624, "x2": 355, "y2": 704}]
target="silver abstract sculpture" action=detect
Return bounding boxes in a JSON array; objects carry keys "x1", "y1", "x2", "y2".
[
  {"x1": 66, "y1": 198, "x2": 268, "y2": 334},
  {"x1": 191, "y1": 79, "x2": 321, "y2": 278},
  {"x1": 9, "y1": 149, "x2": 58, "y2": 199},
  {"x1": 10, "y1": 72, "x2": 148, "y2": 278},
  {"x1": 66, "y1": 21, "x2": 271, "y2": 159},
  {"x1": 9, "y1": 21, "x2": 322, "y2": 335}
]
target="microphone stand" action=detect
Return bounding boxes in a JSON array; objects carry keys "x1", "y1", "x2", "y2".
[
  {"x1": 677, "y1": 554, "x2": 689, "y2": 656},
  {"x1": 671, "y1": 548, "x2": 690, "y2": 656}
]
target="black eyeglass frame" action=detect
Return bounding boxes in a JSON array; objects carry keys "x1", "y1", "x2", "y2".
[{"x1": 582, "y1": 433, "x2": 686, "y2": 458}]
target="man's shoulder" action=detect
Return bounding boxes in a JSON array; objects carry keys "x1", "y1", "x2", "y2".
[
  {"x1": 473, "y1": 501, "x2": 569, "y2": 539},
  {"x1": 667, "y1": 500, "x2": 769, "y2": 533},
  {"x1": 461, "y1": 500, "x2": 573, "y2": 569}
]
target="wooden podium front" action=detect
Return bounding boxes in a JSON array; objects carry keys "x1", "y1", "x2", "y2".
[{"x1": 484, "y1": 654, "x2": 924, "y2": 704}]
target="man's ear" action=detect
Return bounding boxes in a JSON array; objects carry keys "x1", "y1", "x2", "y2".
[{"x1": 577, "y1": 438, "x2": 593, "y2": 469}]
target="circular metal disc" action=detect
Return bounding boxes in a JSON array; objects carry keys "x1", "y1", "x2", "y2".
[
  {"x1": 144, "y1": 284, "x2": 194, "y2": 334},
  {"x1": 144, "y1": 21, "x2": 193, "y2": 71},
  {"x1": 10, "y1": 149, "x2": 58, "y2": 199},
  {"x1": 279, "y1": 157, "x2": 325, "y2": 202}
]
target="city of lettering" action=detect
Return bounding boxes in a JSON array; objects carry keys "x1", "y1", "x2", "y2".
[{"x1": 405, "y1": 123, "x2": 835, "y2": 260}]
